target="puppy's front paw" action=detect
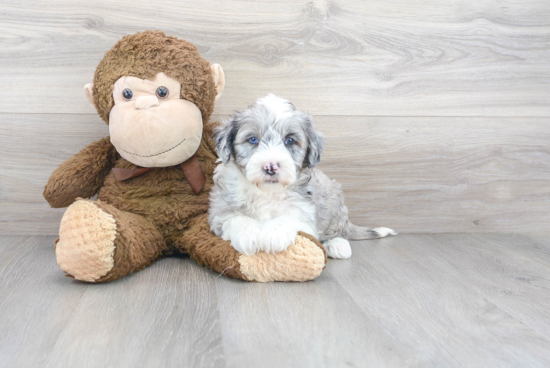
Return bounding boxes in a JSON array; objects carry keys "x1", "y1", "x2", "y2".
[
  {"x1": 260, "y1": 217, "x2": 298, "y2": 254},
  {"x1": 323, "y1": 237, "x2": 352, "y2": 259},
  {"x1": 226, "y1": 226, "x2": 261, "y2": 256}
]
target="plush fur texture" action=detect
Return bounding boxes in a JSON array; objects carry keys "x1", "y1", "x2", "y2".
[
  {"x1": 209, "y1": 95, "x2": 396, "y2": 259},
  {"x1": 44, "y1": 31, "x2": 327, "y2": 283},
  {"x1": 43, "y1": 137, "x2": 118, "y2": 208},
  {"x1": 92, "y1": 30, "x2": 216, "y2": 124}
]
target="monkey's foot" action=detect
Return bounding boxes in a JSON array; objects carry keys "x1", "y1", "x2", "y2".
[
  {"x1": 56, "y1": 200, "x2": 117, "y2": 282},
  {"x1": 237, "y1": 232, "x2": 327, "y2": 282}
]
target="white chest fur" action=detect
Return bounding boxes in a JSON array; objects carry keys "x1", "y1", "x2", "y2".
[{"x1": 212, "y1": 161, "x2": 317, "y2": 233}]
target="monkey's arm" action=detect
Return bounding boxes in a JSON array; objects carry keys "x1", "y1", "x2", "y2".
[
  {"x1": 44, "y1": 137, "x2": 118, "y2": 208},
  {"x1": 177, "y1": 214, "x2": 327, "y2": 282}
]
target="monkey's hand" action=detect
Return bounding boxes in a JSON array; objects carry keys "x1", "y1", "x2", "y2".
[{"x1": 43, "y1": 137, "x2": 118, "y2": 208}]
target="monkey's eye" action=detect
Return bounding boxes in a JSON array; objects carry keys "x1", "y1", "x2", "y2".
[
  {"x1": 285, "y1": 137, "x2": 295, "y2": 145},
  {"x1": 156, "y1": 86, "x2": 169, "y2": 99},
  {"x1": 122, "y1": 88, "x2": 133, "y2": 101},
  {"x1": 248, "y1": 137, "x2": 259, "y2": 144}
]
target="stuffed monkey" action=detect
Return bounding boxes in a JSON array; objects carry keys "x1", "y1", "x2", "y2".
[{"x1": 43, "y1": 31, "x2": 326, "y2": 283}]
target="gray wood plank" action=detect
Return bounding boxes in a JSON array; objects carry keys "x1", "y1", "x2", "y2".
[
  {"x1": 329, "y1": 234, "x2": 550, "y2": 367},
  {"x1": 215, "y1": 272, "x2": 414, "y2": 367},
  {"x1": 319, "y1": 116, "x2": 550, "y2": 233},
  {"x1": 448, "y1": 234, "x2": 550, "y2": 340},
  {"x1": 0, "y1": 236, "x2": 225, "y2": 368},
  {"x1": 0, "y1": 0, "x2": 549, "y2": 116},
  {"x1": 2, "y1": 113, "x2": 549, "y2": 234},
  {"x1": 471, "y1": 233, "x2": 550, "y2": 269},
  {"x1": 2, "y1": 235, "x2": 550, "y2": 367},
  {"x1": 0, "y1": 236, "x2": 89, "y2": 367},
  {"x1": 0, "y1": 113, "x2": 108, "y2": 235}
]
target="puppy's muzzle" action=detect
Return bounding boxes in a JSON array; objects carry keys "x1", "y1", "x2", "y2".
[{"x1": 263, "y1": 162, "x2": 279, "y2": 176}]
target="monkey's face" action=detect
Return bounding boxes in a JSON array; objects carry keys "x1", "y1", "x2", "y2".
[{"x1": 102, "y1": 72, "x2": 203, "y2": 167}]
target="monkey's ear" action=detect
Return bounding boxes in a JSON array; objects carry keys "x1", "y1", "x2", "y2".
[
  {"x1": 83, "y1": 83, "x2": 96, "y2": 108},
  {"x1": 210, "y1": 64, "x2": 225, "y2": 101}
]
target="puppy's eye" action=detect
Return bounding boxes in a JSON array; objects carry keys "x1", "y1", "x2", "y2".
[
  {"x1": 285, "y1": 137, "x2": 295, "y2": 145},
  {"x1": 248, "y1": 137, "x2": 259, "y2": 144},
  {"x1": 122, "y1": 88, "x2": 133, "y2": 101},
  {"x1": 156, "y1": 86, "x2": 169, "y2": 99}
]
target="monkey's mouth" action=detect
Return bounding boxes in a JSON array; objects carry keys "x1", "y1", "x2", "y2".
[{"x1": 117, "y1": 138, "x2": 186, "y2": 158}]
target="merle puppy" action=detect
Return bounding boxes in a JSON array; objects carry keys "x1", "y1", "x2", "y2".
[{"x1": 208, "y1": 94, "x2": 396, "y2": 259}]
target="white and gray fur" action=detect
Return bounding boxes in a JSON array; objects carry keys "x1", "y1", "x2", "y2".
[{"x1": 208, "y1": 94, "x2": 396, "y2": 259}]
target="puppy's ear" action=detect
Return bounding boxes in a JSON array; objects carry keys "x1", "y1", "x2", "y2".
[
  {"x1": 214, "y1": 116, "x2": 240, "y2": 164},
  {"x1": 303, "y1": 114, "x2": 325, "y2": 168}
]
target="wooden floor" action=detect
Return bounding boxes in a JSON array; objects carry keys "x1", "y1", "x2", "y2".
[
  {"x1": 1, "y1": 234, "x2": 549, "y2": 367},
  {"x1": 2, "y1": 2, "x2": 548, "y2": 366}
]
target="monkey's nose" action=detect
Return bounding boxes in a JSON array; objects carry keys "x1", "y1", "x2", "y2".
[{"x1": 135, "y1": 95, "x2": 159, "y2": 110}]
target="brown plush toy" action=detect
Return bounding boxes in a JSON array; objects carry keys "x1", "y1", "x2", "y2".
[{"x1": 43, "y1": 31, "x2": 327, "y2": 283}]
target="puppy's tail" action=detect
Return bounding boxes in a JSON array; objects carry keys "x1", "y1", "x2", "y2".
[{"x1": 345, "y1": 223, "x2": 397, "y2": 240}]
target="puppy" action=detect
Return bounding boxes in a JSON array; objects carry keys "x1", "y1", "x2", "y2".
[{"x1": 208, "y1": 94, "x2": 396, "y2": 259}]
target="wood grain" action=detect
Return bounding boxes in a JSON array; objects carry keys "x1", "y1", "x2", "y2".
[
  {"x1": 2, "y1": 1, "x2": 550, "y2": 365},
  {"x1": 0, "y1": 113, "x2": 108, "y2": 234},
  {"x1": 317, "y1": 116, "x2": 550, "y2": 233},
  {"x1": 0, "y1": 236, "x2": 225, "y2": 368},
  {"x1": 330, "y1": 234, "x2": 550, "y2": 367},
  {"x1": 1, "y1": 0, "x2": 549, "y2": 232},
  {"x1": 2, "y1": 113, "x2": 548, "y2": 234},
  {"x1": 424, "y1": 234, "x2": 550, "y2": 342},
  {"x1": 2, "y1": 234, "x2": 550, "y2": 367},
  {"x1": 215, "y1": 273, "x2": 413, "y2": 367},
  {"x1": 0, "y1": 0, "x2": 549, "y2": 116}
]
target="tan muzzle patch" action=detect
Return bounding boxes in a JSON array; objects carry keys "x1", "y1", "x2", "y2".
[{"x1": 135, "y1": 95, "x2": 159, "y2": 109}]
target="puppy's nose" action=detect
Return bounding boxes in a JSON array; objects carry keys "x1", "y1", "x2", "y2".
[
  {"x1": 263, "y1": 162, "x2": 279, "y2": 176},
  {"x1": 135, "y1": 95, "x2": 159, "y2": 110}
]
